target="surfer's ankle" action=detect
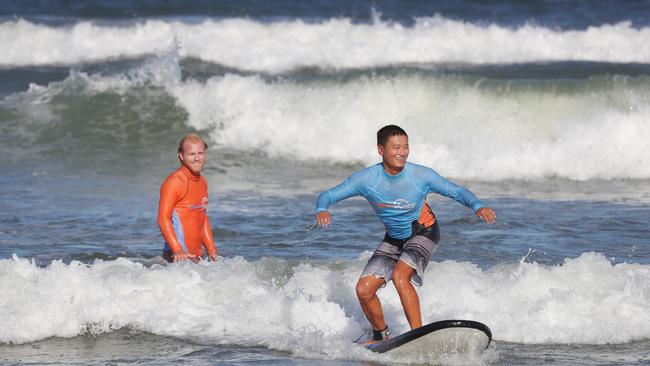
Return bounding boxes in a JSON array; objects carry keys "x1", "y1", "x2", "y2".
[{"x1": 372, "y1": 326, "x2": 390, "y2": 341}]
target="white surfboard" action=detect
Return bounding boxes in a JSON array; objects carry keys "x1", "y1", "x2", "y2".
[{"x1": 363, "y1": 320, "x2": 492, "y2": 355}]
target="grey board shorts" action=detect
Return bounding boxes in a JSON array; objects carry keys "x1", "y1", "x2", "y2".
[{"x1": 360, "y1": 222, "x2": 440, "y2": 287}]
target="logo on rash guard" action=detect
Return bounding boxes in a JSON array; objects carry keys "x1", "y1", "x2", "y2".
[
  {"x1": 191, "y1": 197, "x2": 209, "y2": 210},
  {"x1": 376, "y1": 199, "x2": 415, "y2": 210}
]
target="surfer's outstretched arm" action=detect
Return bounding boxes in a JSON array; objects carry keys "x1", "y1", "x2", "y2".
[
  {"x1": 418, "y1": 166, "x2": 496, "y2": 224},
  {"x1": 315, "y1": 172, "x2": 365, "y2": 228}
]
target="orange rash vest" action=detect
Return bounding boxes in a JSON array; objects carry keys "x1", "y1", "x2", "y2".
[{"x1": 157, "y1": 165, "x2": 217, "y2": 257}]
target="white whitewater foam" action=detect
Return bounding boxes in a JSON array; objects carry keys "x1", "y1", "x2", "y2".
[
  {"x1": 0, "y1": 252, "x2": 648, "y2": 356},
  {"x1": 2, "y1": 17, "x2": 650, "y2": 71},
  {"x1": 421, "y1": 253, "x2": 650, "y2": 344},
  {"x1": 171, "y1": 74, "x2": 650, "y2": 181},
  {"x1": 5, "y1": 56, "x2": 650, "y2": 181}
]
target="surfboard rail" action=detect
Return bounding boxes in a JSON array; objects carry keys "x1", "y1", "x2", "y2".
[{"x1": 365, "y1": 319, "x2": 492, "y2": 354}]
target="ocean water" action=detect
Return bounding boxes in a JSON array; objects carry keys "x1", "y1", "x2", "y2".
[{"x1": 1, "y1": 1, "x2": 649, "y2": 365}]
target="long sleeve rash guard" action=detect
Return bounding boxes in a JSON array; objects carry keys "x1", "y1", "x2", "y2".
[
  {"x1": 316, "y1": 162, "x2": 485, "y2": 240},
  {"x1": 157, "y1": 165, "x2": 217, "y2": 257}
]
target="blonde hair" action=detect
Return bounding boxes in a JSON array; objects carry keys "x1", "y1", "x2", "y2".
[{"x1": 178, "y1": 133, "x2": 208, "y2": 154}]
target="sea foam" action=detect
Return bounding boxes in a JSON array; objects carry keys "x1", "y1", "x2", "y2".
[
  {"x1": 1, "y1": 252, "x2": 648, "y2": 355},
  {"x1": 4, "y1": 52, "x2": 650, "y2": 181},
  {"x1": 168, "y1": 73, "x2": 650, "y2": 181},
  {"x1": 2, "y1": 17, "x2": 650, "y2": 71}
]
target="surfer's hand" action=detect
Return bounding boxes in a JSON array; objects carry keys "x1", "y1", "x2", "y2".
[
  {"x1": 187, "y1": 254, "x2": 201, "y2": 263},
  {"x1": 316, "y1": 211, "x2": 331, "y2": 228},
  {"x1": 476, "y1": 207, "x2": 496, "y2": 224},
  {"x1": 207, "y1": 251, "x2": 218, "y2": 262},
  {"x1": 172, "y1": 251, "x2": 189, "y2": 262}
]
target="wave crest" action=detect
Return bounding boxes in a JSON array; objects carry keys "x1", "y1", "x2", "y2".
[
  {"x1": 3, "y1": 63, "x2": 650, "y2": 181},
  {"x1": 2, "y1": 17, "x2": 650, "y2": 71}
]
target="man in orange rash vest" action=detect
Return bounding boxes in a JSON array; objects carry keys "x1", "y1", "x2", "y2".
[{"x1": 158, "y1": 133, "x2": 218, "y2": 262}]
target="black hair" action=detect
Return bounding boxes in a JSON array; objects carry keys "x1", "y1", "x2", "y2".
[{"x1": 377, "y1": 125, "x2": 408, "y2": 146}]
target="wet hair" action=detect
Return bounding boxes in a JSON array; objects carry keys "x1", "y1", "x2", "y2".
[
  {"x1": 377, "y1": 125, "x2": 408, "y2": 146},
  {"x1": 178, "y1": 133, "x2": 208, "y2": 154}
]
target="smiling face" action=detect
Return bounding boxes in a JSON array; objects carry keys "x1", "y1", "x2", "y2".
[
  {"x1": 378, "y1": 134, "x2": 409, "y2": 175},
  {"x1": 178, "y1": 139, "x2": 206, "y2": 175}
]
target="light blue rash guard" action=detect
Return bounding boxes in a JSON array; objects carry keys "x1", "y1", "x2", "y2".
[{"x1": 316, "y1": 162, "x2": 485, "y2": 240}]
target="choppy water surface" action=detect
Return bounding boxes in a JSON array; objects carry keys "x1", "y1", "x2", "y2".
[{"x1": 1, "y1": 1, "x2": 649, "y2": 365}]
